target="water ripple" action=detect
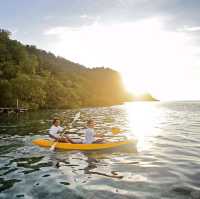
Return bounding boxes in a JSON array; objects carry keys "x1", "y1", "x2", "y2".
[{"x1": 0, "y1": 102, "x2": 200, "y2": 198}]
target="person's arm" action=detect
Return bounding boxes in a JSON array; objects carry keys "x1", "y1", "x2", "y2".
[
  {"x1": 49, "y1": 126, "x2": 60, "y2": 140},
  {"x1": 59, "y1": 126, "x2": 77, "y2": 143},
  {"x1": 58, "y1": 126, "x2": 64, "y2": 132},
  {"x1": 95, "y1": 131, "x2": 104, "y2": 138},
  {"x1": 49, "y1": 133, "x2": 59, "y2": 141},
  {"x1": 49, "y1": 126, "x2": 55, "y2": 135}
]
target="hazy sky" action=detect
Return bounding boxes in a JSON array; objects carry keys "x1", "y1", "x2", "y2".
[{"x1": 1, "y1": 0, "x2": 200, "y2": 100}]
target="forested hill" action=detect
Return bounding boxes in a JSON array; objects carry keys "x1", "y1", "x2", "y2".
[{"x1": 0, "y1": 29, "x2": 130, "y2": 109}]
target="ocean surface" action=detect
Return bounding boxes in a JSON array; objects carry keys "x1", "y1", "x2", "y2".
[{"x1": 0, "y1": 101, "x2": 200, "y2": 199}]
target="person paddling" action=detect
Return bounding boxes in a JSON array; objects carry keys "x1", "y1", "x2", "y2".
[
  {"x1": 49, "y1": 118, "x2": 75, "y2": 143},
  {"x1": 83, "y1": 119, "x2": 104, "y2": 144}
]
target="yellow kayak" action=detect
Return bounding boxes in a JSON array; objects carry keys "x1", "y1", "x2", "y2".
[{"x1": 32, "y1": 139, "x2": 137, "y2": 151}]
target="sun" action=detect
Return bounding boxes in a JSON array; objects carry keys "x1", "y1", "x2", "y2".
[
  {"x1": 46, "y1": 17, "x2": 200, "y2": 101},
  {"x1": 121, "y1": 71, "x2": 148, "y2": 96}
]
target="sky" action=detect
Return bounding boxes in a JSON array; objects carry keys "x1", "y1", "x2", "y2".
[{"x1": 1, "y1": 0, "x2": 200, "y2": 100}]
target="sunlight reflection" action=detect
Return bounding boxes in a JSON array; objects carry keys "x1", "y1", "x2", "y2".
[{"x1": 125, "y1": 102, "x2": 160, "y2": 151}]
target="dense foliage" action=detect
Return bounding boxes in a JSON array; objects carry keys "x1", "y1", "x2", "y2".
[{"x1": 0, "y1": 29, "x2": 131, "y2": 109}]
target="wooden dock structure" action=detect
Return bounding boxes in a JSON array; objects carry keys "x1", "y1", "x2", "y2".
[
  {"x1": 0, "y1": 99, "x2": 28, "y2": 114},
  {"x1": 0, "y1": 107, "x2": 28, "y2": 114}
]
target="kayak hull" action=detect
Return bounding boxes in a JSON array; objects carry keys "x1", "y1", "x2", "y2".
[{"x1": 32, "y1": 139, "x2": 137, "y2": 151}]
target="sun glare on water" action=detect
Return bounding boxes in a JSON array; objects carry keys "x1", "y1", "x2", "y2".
[{"x1": 125, "y1": 102, "x2": 161, "y2": 151}]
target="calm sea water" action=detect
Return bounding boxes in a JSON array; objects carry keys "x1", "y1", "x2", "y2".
[{"x1": 0, "y1": 101, "x2": 200, "y2": 199}]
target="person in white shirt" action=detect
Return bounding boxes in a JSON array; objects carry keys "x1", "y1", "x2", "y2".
[
  {"x1": 49, "y1": 118, "x2": 75, "y2": 143},
  {"x1": 83, "y1": 119, "x2": 104, "y2": 144}
]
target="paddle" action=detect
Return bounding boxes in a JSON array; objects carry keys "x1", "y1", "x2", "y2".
[
  {"x1": 98, "y1": 127, "x2": 126, "y2": 139},
  {"x1": 88, "y1": 127, "x2": 125, "y2": 140},
  {"x1": 50, "y1": 112, "x2": 81, "y2": 151},
  {"x1": 111, "y1": 127, "x2": 124, "y2": 135}
]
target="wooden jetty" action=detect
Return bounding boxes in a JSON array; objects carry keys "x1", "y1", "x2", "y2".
[
  {"x1": 0, "y1": 107, "x2": 28, "y2": 114},
  {"x1": 0, "y1": 99, "x2": 28, "y2": 114}
]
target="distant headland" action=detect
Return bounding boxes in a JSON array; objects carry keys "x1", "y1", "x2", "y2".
[{"x1": 125, "y1": 92, "x2": 158, "y2": 102}]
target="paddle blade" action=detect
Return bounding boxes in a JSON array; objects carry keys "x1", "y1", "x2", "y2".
[
  {"x1": 70, "y1": 112, "x2": 81, "y2": 127},
  {"x1": 111, "y1": 127, "x2": 122, "y2": 135}
]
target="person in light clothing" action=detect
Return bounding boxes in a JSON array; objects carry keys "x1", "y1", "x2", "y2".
[
  {"x1": 83, "y1": 119, "x2": 104, "y2": 144},
  {"x1": 49, "y1": 118, "x2": 75, "y2": 143}
]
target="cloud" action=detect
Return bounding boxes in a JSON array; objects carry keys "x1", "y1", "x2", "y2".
[
  {"x1": 44, "y1": 26, "x2": 79, "y2": 36},
  {"x1": 43, "y1": 15, "x2": 55, "y2": 21},
  {"x1": 179, "y1": 25, "x2": 200, "y2": 32},
  {"x1": 80, "y1": 14, "x2": 89, "y2": 19},
  {"x1": 5, "y1": 0, "x2": 200, "y2": 46},
  {"x1": 72, "y1": 1, "x2": 200, "y2": 35}
]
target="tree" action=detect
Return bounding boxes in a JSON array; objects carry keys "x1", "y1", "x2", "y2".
[
  {"x1": 0, "y1": 79, "x2": 13, "y2": 106},
  {"x1": 11, "y1": 74, "x2": 46, "y2": 109},
  {"x1": 0, "y1": 28, "x2": 132, "y2": 109},
  {"x1": 0, "y1": 29, "x2": 11, "y2": 41}
]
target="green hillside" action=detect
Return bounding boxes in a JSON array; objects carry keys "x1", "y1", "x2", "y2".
[{"x1": 0, "y1": 29, "x2": 130, "y2": 109}]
